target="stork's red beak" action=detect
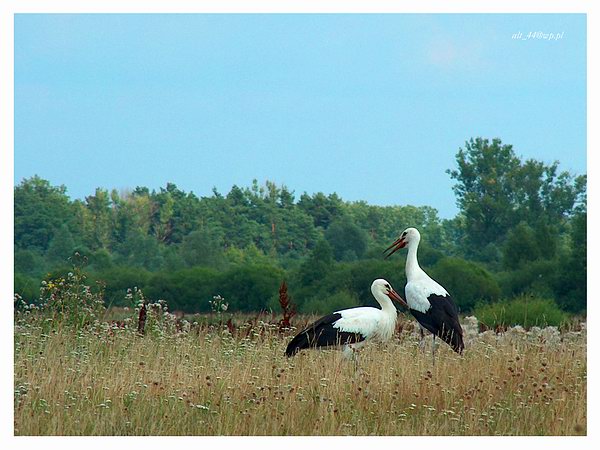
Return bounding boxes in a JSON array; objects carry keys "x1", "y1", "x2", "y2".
[
  {"x1": 383, "y1": 237, "x2": 406, "y2": 259},
  {"x1": 387, "y1": 288, "x2": 408, "y2": 308}
]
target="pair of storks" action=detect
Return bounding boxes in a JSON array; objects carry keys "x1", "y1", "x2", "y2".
[{"x1": 286, "y1": 227, "x2": 464, "y2": 359}]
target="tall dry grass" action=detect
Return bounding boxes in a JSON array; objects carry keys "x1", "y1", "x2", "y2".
[{"x1": 14, "y1": 316, "x2": 586, "y2": 436}]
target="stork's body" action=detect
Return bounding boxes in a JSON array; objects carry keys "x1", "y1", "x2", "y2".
[
  {"x1": 285, "y1": 279, "x2": 406, "y2": 357},
  {"x1": 385, "y1": 228, "x2": 464, "y2": 355}
]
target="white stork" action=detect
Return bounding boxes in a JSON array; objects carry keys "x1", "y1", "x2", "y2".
[
  {"x1": 384, "y1": 227, "x2": 464, "y2": 359},
  {"x1": 285, "y1": 279, "x2": 407, "y2": 358}
]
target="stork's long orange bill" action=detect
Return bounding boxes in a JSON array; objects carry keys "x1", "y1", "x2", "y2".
[
  {"x1": 387, "y1": 288, "x2": 408, "y2": 308},
  {"x1": 383, "y1": 238, "x2": 406, "y2": 259}
]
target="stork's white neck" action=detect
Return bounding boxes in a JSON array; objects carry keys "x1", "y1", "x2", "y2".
[
  {"x1": 370, "y1": 289, "x2": 398, "y2": 342},
  {"x1": 372, "y1": 291, "x2": 398, "y2": 315},
  {"x1": 404, "y1": 234, "x2": 448, "y2": 298},
  {"x1": 405, "y1": 235, "x2": 425, "y2": 281}
]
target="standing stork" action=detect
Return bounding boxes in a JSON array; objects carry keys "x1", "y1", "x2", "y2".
[
  {"x1": 285, "y1": 279, "x2": 407, "y2": 358},
  {"x1": 384, "y1": 227, "x2": 464, "y2": 360}
]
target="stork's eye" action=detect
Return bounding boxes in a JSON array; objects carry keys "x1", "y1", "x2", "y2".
[
  {"x1": 385, "y1": 284, "x2": 391, "y2": 289},
  {"x1": 401, "y1": 231, "x2": 407, "y2": 237}
]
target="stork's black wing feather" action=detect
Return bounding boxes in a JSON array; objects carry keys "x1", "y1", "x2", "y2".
[
  {"x1": 410, "y1": 294, "x2": 464, "y2": 354},
  {"x1": 285, "y1": 310, "x2": 365, "y2": 357}
]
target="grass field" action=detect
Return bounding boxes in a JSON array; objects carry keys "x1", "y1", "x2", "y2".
[{"x1": 14, "y1": 313, "x2": 586, "y2": 436}]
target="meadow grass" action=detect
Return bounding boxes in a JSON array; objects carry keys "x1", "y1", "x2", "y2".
[{"x1": 14, "y1": 315, "x2": 586, "y2": 436}]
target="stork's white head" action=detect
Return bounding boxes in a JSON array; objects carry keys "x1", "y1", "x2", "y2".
[
  {"x1": 371, "y1": 278, "x2": 407, "y2": 308},
  {"x1": 383, "y1": 227, "x2": 421, "y2": 259}
]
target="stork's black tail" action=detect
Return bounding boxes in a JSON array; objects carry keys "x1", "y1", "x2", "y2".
[
  {"x1": 285, "y1": 312, "x2": 365, "y2": 357},
  {"x1": 285, "y1": 331, "x2": 310, "y2": 357},
  {"x1": 439, "y1": 324, "x2": 464, "y2": 354}
]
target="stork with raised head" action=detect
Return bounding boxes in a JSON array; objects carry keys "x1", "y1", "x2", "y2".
[
  {"x1": 384, "y1": 227, "x2": 464, "y2": 359},
  {"x1": 285, "y1": 279, "x2": 407, "y2": 358}
]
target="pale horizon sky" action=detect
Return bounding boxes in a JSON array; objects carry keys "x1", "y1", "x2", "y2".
[{"x1": 14, "y1": 13, "x2": 586, "y2": 218}]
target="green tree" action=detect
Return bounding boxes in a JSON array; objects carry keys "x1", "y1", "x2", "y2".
[
  {"x1": 325, "y1": 216, "x2": 368, "y2": 261},
  {"x1": 82, "y1": 188, "x2": 112, "y2": 250},
  {"x1": 14, "y1": 248, "x2": 45, "y2": 275},
  {"x1": 554, "y1": 209, "x2": 587, "y2": 312},
  {"x1": 46, "y1": 224, "x2": 76, "y2": 264},
  {"x1": 108, "y1": 189, "x2": 154, "y2": 248},
  {"x1": 151, "y1": 189, "x2": 174, "y2": 243},
  {"x1": 298, "y1": 239, "x2": 334, "y2": 286},
  {"x1": 297, "y1": 192, "x2": 343, "y2": 229},
  {"x1": 448, "y1": 137, "x2": 586, "y2": 259},
  {"x1": 447, "y1": 138, "x2": 523, "y2": 256},
  {"x1": 502, "y1": 222, "x2": 541, "y2": 268},
  {"x1": 180, "y1": 227, "x2": 225, "y2": 268},
  {"x1": 15, "y1": 176, "x2": 77, "y2": 252},
  {"x1": 161, "y1": 183, "x2": 202, "y2": 244},
  {"x1": 113, "y1": 229, "x2": 163, "y2": 270}
]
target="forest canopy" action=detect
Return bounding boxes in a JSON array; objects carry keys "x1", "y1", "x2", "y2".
[{"x1": 14, "y1": 138, "x2": 587, "y2": 315}]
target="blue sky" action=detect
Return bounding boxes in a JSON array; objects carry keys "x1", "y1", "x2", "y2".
[{"x1": 14, "y1": 13, "x2": 586, "y2": 218}]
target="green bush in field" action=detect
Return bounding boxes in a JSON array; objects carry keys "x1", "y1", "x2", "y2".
[
  {"x1": 16, "y1": 266, "x2": 106, "y2": 331},
  {"x1": 96, "y1": 266, "x2": 151, "y2": 306},
  {"x1": 430, "y1": 257, "x2": 500, "y2": 312},
  {"x1": 302, "y1": 290, "x2": 359, "y2": 315},
  {"x1": 292, "y1": 258, "x2": 402, "y2": 312},
  {"x1": 496, "y1": 258, "x2": 559, "y2": 300},
  {"x1": 144, "y1": 267, "x2": 219, "y2": 312},
  {"x1": 14, "y1": 272, "x2": 40, "y2": 304},
  {"x1": 474, "y1": 295, "x2": 568, "y2": 329},
  {"x1": 219, "y1": 263, "x2": 285, "y2": 312}
]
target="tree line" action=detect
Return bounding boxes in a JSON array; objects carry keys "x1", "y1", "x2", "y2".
[{"x1": 14, "y1": 137, "x2": 587, "y2": 315}]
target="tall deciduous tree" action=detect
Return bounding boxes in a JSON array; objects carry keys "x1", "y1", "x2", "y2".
[
  {"x1": 83, "y1": 188, "x2": 112, "y2": 250},
  {"x1": 15, "y1": 176, "x2": 77, "y2": 251},
  {"x1": 448, "y1": 137, "x2": 586, "y2": 259},
  {"x1": 46, "y1": 224, "x2": 76, "y2": 263},
  {"x1": 162, "y1": 183, "x2": 202, "y2": 244},
  {"x1": 151, "y1": 189, "x2": 174, "y2": 243}
]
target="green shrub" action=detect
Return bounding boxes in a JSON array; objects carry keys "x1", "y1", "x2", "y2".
[
  {"x1": 346, "y1": 259, "x2": 404, "y2": 307},
  {"x1": 145, "y1": 267, "x2": 220, "y2": 312},
  {"x1": 496, "y1": 259, "x2": 559, "y2": 299},
  {"x1": 19, "y1": 268, "x2": 107, "y2": 331},
  {"x1": 474, "y1": 295, "x2": 568, "y2": 329},
  {"x1": 293, "y1": 258, "x2": 402, "y2": 312},
  {"x1": 14, "y1": 249, "x2": 46, "y2": 276},
  {"x1": 430, "y1": 257, "x2": 500, "y2": 312},
  {"x1": 302, "y1": 290, "x2": 359, "y2": 315},
  {"x1": 96, "y1": 266, "x2": 151, "y2": 306},
  {"x1": 219, "y1": 264, "x2": 285, "y2": 312},
  {"x1": 88, "y1": 248, "x2": 114, "y2": 271},
  {"x1": 414, "y1": 243, "x2": 445, "y2": 268},
  {"x1": 14, "y1": 272, "x2": 40, "y2": 303}
]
